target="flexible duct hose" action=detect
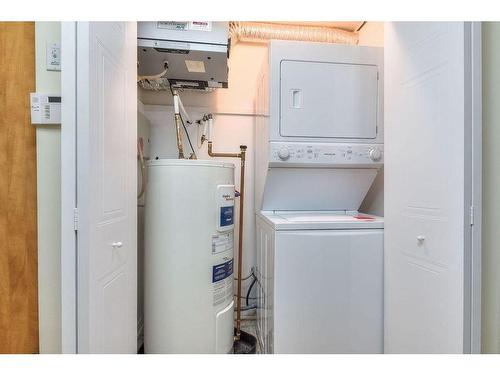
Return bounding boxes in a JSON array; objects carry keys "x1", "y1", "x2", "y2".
[
  {"x1": 137, "y1": 66, "x2": 168, "y2": 83},
  {"x1": 230, "y1": 21, "x2": 358, "y2": 45}
]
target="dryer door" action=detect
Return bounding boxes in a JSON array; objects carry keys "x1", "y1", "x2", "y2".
[{"x1": 280, "y1": 60, "x2": 379, "y2": 139}]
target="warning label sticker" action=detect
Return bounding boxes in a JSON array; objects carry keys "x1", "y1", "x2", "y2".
[
  {"x1": 212, "y1": 232, "x2": 233, "y2": 254},
  {"x1": 189, "y1": 21, "x2": 212, "y2": 32},
  {"x1": 212, "y1": 259, "x2": 234, "y2": 306},
  {"x1": 157, "y1": 21, "x2": 189, "y2": 31},
  {"x1": 156, "y1": 21, "x2": 212, "y2": 32}
]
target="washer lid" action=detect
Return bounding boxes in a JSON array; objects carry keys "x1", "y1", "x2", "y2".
[{"x1": 258, "y1": 210, "x2": 384, "y2": 230}]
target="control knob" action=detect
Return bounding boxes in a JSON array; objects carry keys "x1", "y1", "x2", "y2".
[
  {"x1": 277, "y1": 146, "x2": 290, "y2": 161},
  {"x1": 369, "y1": 148, "x2": 382, "y2": 162}
]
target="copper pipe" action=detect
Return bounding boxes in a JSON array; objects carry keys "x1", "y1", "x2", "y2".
[
  {"x1": 235, "y1": 147, "x2": 246, "y2": 340},
  {"x1": 208, "y1": 141, "x2": 247, "y2": 340},
  {"x1": 174, "y1": 113, "x2": 185, "y2": 159},
  {"x1": 207, "y1": 142, "x2": 241, "y2": 158}
]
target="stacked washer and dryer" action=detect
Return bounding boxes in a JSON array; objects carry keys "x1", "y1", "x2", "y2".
[{"x1": 255, "y1": 41, "x2": 384, "y2": 353}]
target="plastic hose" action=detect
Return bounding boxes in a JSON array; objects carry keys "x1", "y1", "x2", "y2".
[{"x1": 246, "y1": 275, "x2": 257, "y2": 306}]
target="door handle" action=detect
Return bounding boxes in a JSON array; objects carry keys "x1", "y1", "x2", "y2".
[
  {"x1": 291, "y1": 89, "x2": 302, "y2": 108},
  {"x1": 112, "y1": 241, "x2": 123, "y2": 248}
]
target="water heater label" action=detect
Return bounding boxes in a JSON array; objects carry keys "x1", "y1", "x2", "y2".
[
  {"x1": 212, "y1": 259, "x2": 234, "y2": 306},
  {"x1": 212, "y1": 232, "x2": 233, "y2": 254},
  {"x1": 216, "y1": 185, "x2": 235, "y2": 232},
  {"x1": 220, "y1": 206, "x2": 234, "y2": 227},
  {"x1": 212, "y1": 259, "x2": 233, "y2": 283}
]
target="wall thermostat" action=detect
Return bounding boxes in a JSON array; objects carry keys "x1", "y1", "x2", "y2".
[{"x1": 30, "y1": 93, "x2": 61, "y2": 125}]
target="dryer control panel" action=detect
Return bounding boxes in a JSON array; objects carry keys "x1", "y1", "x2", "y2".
[{"x1": 269, "y1": 142, "x2": 383, "y2": 167}]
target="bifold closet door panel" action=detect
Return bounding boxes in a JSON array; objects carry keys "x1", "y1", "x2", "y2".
[
  {"x1": 75, "y1": 21, "x2": 137, "y2": 353},
  {"x1": 384, "y1": 22, "x2": 469, "y2": 353}
]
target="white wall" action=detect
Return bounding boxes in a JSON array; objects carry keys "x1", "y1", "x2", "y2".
[
  {"x1": 481, "y1": 22, "x2": 500, "y2": 353},
  {"x1": 35, "y1": 22, "x2": 61, "y2": 353},
  {"x1": 358, "y1": 22, "x2": 384, "y2": 47}
]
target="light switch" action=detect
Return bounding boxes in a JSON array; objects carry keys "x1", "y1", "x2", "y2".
[{"x1": 46, "y1": 42, "x2": 61, "y2": 71}]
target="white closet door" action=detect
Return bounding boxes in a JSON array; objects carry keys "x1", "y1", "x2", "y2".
[
  {"x1": 76, "y1": 22, "x2": 137, "y2": 353},
  {"x1": 384, "y1": 22, "x2": 478, "y2": 353}
]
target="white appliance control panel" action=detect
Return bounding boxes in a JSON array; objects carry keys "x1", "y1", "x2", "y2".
[
  {"x1": 30, "y1": 93, "x2": 61, "y2": 125},
  {"x1": 269, "y1": 142, "x2": 384, "y2": 167}
]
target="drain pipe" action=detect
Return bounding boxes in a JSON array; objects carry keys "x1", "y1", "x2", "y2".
[{"x1": 206, "y1": 114, "x2": 247, "y2": 341}]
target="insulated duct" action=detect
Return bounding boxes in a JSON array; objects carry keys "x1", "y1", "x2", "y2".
[{"x1": 230, "y1": 22, "x2": 359, "y2": 45}]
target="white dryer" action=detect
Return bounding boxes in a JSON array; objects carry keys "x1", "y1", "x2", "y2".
[
  {"x1": 256, "y1": 211, "x2": 383, "y2": 354},
  {"x1": 254, "y1": 41, "x2": 385, "y2": 353}
]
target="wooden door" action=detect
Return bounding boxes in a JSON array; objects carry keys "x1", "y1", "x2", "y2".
[{"x1": 0, "y1": 22, "x2": 38, "y2": 354}]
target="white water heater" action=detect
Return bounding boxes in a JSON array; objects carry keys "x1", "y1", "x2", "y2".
[{"x1": 144, "y1": 159, "x2": 235, "y2": 353}]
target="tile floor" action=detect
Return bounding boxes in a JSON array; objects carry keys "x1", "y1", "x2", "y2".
[{"x1": 239, "y1": 317, "x2": 261, "y2": 354}]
